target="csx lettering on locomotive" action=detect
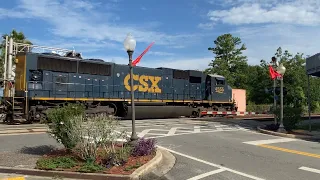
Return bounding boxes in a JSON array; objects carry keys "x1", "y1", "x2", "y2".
[
  {"x1": 215, "y1": 87, "x2": 224, "y2": 93},
  {"x1": 123, "y1": 74, "x2": 162, "y2": 93}
]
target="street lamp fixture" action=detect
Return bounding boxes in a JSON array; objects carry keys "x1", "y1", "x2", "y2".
[
  {"x1": 276, "y1": 63, "x2": 286, "y2": 75},
  {"x1": 123, "y1": 33, "x2": 138, "y2": 145},
  {"x1": 276, "y1": 63, "x2": 286, "y2": 132}
]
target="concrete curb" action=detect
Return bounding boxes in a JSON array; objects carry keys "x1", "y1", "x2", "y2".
[
  {"x1": 130, "y1": 147, "x2": 163, "y2": 180},
  {"x1": 0, "y1": 148, "x2": 164, "y2": 180},
  {"x1": 0, "y1": 166, "x2": 129, "y2": 180},
  {"x1": 139, "y1": 146, "x2": 176, "y2": 180},
  {"x1": 257, "y1": 126, "x2": 320, "y2": 141}
]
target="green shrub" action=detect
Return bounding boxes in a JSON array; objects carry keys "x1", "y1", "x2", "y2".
[
  {"x1": 46, "y1": 103, "x2": 85, "y2": 150},
  {"x1": 46, "y1": 105, "x2": 130, "y2": 169},
  {"x1": 273, "y1": 106, "x2": 303, "y2": 131},
  {"x1": 77, "y1": 161, "x2": 104, "y2": 173},
  {"x1": 246, "y1": 102, "x2": 272, "y2": 113},
  {"x1": 36, "y1": 156, "x2": 77, "y2": 170},
  {"x1": 101, "y1": 144, "x2": 133, "y2": 168},
  {"x1": 310, "y1": 101, "x2": 320, "y2": 113},
  {"x1": 71, "y1": 114, "x2": 129, "y2": 162}
]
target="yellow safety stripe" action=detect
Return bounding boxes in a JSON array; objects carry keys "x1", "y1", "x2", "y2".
[{"x1": 30, "y1": 97, "x2": 231, "y2": 104}]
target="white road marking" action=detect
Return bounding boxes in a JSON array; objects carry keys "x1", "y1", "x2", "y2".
[
  {"x1": 149, "y1": 129, "x2": 170, "y2": 132},
  {"x1": 201, "y1": 128, "x2": 218, "y2": 131},
  {"x1": 194, "y1": 126, "x2": 200, "y2": 133},
  {"x1": 122, "y1": 129, "x2": 244, "y2": 140},
  {"x1": 155, "y1": 129, "x2": 244, "y2": 139},
  {"x1": 1, "y1": 120, "x2": 249, "y2": 138},
  {"x1": 235, "y1": 125, "x2": 250, "y2": 131},
  {"x1": 243, "y1": 138, "x2": 298, "y2": 145},
  {"x1": 186, "y1": 168, "x2": 226, "y2": 180},
  {"x1": 299, "y1": 166, "x2": 320, "y2": 174},
  {"x1": 167, "y1": 128, "x2": 177, "y2": 136},
  {"x1": 206, "y1": 126, "x2": 320, "y2": 145},
  {"x1": 119, "y1": 125, "x2": 165, "y2": 128},
  {"x1": 146, "y1": 136, "x2": 164, "y2": 139},
  {"x1": 146, "y1": 133, "x2": 167, "y2": 136},
  {"x1": 221, "y1": 127, "x2": 234, "y2": 130},
  {"x1": 215, "y1": 124, "x2": 228, "y2": 127},
  {"x1": 214, "y1": 124, "x2": 225, "y2": 131},
  {"x1": 215, "y1": 127, "x2": 223, "y2": 131},
  {"x1": 175, "y1": 129, "x2": 195, "y2": 133},
  {"x1": 157, "y1": 145, "x2": 265, "y2": 180},
  {"x1": 137, "y1": 129, "x2": 151, "y2": 137}
]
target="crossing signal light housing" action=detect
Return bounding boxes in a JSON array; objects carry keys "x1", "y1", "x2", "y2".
[
  {"x1": 274, "y1": 87, "x2": 287, "y2": 96},
  {"x1": 0, "y1": 79, "x2": 3, "y2": 88},
  {"x1": 264, "y1": 87, "x2": 287, "y2": 96}
]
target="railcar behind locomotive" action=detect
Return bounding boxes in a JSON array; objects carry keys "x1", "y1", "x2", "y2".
[{"x1": 2, "y1": 51, "x2": 236, "y2": 123}]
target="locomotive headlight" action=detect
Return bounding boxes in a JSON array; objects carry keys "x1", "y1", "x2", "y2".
[{"x1": 31, "y1": 70, "x2": 42, "y2": 81}]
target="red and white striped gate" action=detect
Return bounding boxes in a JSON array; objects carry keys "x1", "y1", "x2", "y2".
[{"x1": 200, "y1": 111, "x2": 271, "y2": 116}]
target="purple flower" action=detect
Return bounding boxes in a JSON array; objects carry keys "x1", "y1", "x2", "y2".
[{"x1": 131, "y1": 138, "x2": 156, "y2": 157}]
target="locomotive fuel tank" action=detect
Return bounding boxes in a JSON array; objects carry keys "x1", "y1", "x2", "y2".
[{"x1": 121, "y1": 105, "x2": 194, "y2": 120}]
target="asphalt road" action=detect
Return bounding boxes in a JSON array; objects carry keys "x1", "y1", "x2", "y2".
[{"x1": 0, "y1": 118, "x2": 319, "y2": 180}]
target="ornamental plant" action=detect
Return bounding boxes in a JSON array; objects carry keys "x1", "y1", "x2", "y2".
[
  {"x1": 72, "y1": 114, "x2": 129, "y2": 162},
  {"x1": 131, "y1": 138, "x2": 157, "y2": 157},
  {"x1": 46, "y1": 103, "x2": 85, "y2": 150}
]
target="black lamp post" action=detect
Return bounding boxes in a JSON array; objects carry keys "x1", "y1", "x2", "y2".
[
  {"x1": 271, "y1": 56, "x2": 278, "y2": 125},
  {"x1": 123, "y1": 33, "x2": 138, "y2": 145},
  {"x1": 276, "y1": 63, "x2": 286, "y2": 133}
]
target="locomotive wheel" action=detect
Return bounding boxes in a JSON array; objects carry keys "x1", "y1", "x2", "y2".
[{"x1": 107, "y1": 103, "x2": 117, "y2": 116}]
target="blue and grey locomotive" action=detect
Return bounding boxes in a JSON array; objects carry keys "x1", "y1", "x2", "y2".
[{"x1": 2, "y1": 51, "x2": 235, "y2": 123}]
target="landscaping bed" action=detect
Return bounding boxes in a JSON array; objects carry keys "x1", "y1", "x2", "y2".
[
  {"x1": 34, "y1": 103, "x2": 158, "y2": 176},
  {"x1": 35, "y1": 141, "x2": 156, "y2": 175}
]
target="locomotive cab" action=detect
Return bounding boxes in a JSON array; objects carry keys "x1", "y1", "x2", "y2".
[{"x1": 206, "y1": 74, "x2": 233, "y2": 111}]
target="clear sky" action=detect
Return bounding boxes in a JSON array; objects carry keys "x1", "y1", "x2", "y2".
[{"x1": 0, "y1": 0, "x2": 319, "y2": 70}]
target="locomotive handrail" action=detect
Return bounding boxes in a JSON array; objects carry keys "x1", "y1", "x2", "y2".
[
  {"x1": 13, "y1": 42, "x2": 75, "y2": 56},
  {"x1": 26, "y1": 80, "x2": 207, "y2": 102}
]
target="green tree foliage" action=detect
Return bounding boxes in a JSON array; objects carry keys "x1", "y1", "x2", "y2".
[
  {"x1": 246, "y1": 47, "x2": 312, "y2": 110},
  {"x1": 274, "y1": 47, "x2": 307, "y2": 108},
  {"x1": 308, "y1": 77, "x2": 320, "y2": 112},
  {"x1": 245, "y1": 63, "x2": 273, "y2": 105},
  {"x1": 205, "y1": 33, "x2": 248, "y2": 89},
  {"x1": 0, "y1": 29, "x2": 33, "y2": 78},
  {"x1": 205, "y1": 34, "x2": 320, "y2": 114}
]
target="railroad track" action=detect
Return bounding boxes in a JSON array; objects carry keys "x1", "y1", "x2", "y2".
[{"x1": 1, "y1": 111, "x2": 319, "y2": 126}]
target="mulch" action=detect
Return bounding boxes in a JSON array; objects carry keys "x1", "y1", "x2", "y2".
[
  {"x1": 105, "y1": 153, "x2": 155, "y2": 175},
  {"x1": 37, "y1": 146, "x2": 156, "y2": 175}
]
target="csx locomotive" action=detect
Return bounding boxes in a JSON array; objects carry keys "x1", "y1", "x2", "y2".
[{"x1": 2, "y1": 51, "x2": 235, "y2": 123}]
